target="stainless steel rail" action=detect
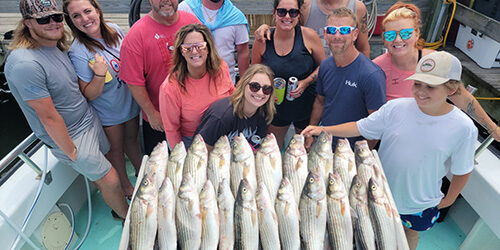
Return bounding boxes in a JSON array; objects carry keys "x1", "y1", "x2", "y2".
[{"x1": 0, "y1": 133, "x2": 51, "y2": 184}]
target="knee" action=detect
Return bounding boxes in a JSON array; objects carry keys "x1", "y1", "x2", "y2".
[{"x1": 95, "y1": 167, "x2": 121, "y2": 190}]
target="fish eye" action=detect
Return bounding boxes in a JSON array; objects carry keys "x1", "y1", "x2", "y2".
[
  {"x1": 329, "y1": 179, "x2": 334, "y2": 185},
  {"x1": 356, "y1": 182, "x2": 360, "y2": 187},
  {"x1": 321, "y1": 138, "x2": 326, "y2": 142},
  {"x1": 309, "y1": 177, "x2": 314, "y2": 183},
  {"x1": 291, "y1": 139, "x2": 295, "y2": 144},
  {"x1": 242, "y1": 187, "x2": 247, "y2": 192},
  {"x1": 371, "y1": 185, "x2": 376, "y2": 190}
]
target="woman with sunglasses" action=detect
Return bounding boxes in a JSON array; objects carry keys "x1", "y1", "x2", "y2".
[
  {"x1": 373, "y1": 2, "x2": 500, "y2": 141},
  {"x1": 64, "y1": 0, "x2": 142, "y2": 198},
  {"x1": 195, "y1": 64, "x2": 276, "y2": 152},
  {"x1": 252, "y1": 0, "x2": 325, "y2": 149},
  {"x1": 159, "y1": 23, "x2": 234, "y2": 149}
]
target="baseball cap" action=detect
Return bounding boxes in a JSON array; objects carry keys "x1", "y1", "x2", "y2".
[
  {"x1": 20, "y1": 0, "x2": 63, "y2": 19},
  {"x1": 406, "y1": 51, "x2": 462, "y2": 86}
]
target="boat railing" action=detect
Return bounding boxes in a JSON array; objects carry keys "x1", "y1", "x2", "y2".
[{"x1": 0, "y1": 133, "x2": 51, "y2": 185}]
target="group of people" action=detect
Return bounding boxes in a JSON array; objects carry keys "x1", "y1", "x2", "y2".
[{"x1": 4, "y1": 0, "x2": 500, "y2": 249}]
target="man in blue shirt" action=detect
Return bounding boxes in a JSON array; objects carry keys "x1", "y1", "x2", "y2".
[{"x1": 307, "y1": 7, "x2": 386, "y2": 149}]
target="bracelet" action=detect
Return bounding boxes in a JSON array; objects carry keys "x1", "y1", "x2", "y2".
[
  {"x1": 94, "y1": 73, "x2": 106, "y2": 77},
  {"x1": 490, "y1": 125, "x2": 499, "y2": 134}
]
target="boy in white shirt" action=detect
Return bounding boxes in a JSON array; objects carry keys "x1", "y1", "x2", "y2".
[{"x1": 302, "y1": 51, "x2": 477, "y2": 249}]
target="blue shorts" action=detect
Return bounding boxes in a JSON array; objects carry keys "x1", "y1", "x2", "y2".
[{"x1": 400, "y1": 206, "x2": 440, "y2": 231}]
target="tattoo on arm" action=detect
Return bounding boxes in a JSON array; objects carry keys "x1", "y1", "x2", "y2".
[
  {"x1": 360, "y1": 13, "x2": 368, "y2": 33},
  {"x1": 466, "y1": 99, "x2": 491, "y2": 131},
  {"x1": 311, "y1": 74, "x2": 318, "y2": 81}
]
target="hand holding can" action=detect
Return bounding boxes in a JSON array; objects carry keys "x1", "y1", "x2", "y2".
[{"x1": 286, "y1": 76, "x2": 298, "y2": 101}]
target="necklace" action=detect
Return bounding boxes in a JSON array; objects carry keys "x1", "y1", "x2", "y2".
[{"x1": 202, "y1": 6, "x2": 219, "y2": 22}]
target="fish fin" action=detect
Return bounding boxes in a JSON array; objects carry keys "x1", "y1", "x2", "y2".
[
  {"x1": 284, "y1": 203, "x2": 290, "y2": 216},
  {"x1": 252, "y1": 210, "x2": 257, "y2": 226},
  {"x1": 341, "y1": 201, "x2": 346, "y2": 216},
  {"x1": 316, "y1": 202, "x2": 322, "y2": 218},
  {"x1": 219, "y1": 157, "x2": 226, "y2": 169},
  {"x1": 296, "y1": 158, "x2": 303, "y2": 171},
  {"x1": 385, "y1": 203, "x2": 393, "y2": 217}
]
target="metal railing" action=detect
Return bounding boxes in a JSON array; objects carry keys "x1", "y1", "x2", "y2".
[{"x1": 0, "y1": 133, "x2": 51, "y2": 184}]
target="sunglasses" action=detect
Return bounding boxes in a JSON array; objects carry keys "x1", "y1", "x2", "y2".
[
  {"x1": 383, "y1": 28, "x2": 414, "y2": 42},
  {"x1": 276, "y1": 8, "x2": 300, "y2": 18},
  {"x1": 34, "y1": 14, "x2": 64, "y2": 25},
  {"x1": 180, "y1": 42, "x2": 207, "y2": 53},
  {"x1": 248, "y1": 82, "x2": 273, "y2": 95},
  {"x1": 324, "y1": 26, "x2": 356, "y2": 35}
]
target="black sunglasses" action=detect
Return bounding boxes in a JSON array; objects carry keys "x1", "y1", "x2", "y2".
[
  {"x1": 34, "y1": 14, "x2": 64, "y2": 25},
  {"x1": 276, "y1": 8, "x2": 300, "y2": 18},
  {"x1": 248, "y1": 82, "x2": 273, "y2": 95}
]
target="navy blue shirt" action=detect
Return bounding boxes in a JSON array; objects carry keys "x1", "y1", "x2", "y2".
[{"x1": 317, "y1": 53, "x2": 386, "y2": 147}]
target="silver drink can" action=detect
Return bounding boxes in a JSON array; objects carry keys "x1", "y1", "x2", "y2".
[{"x1": 286, "y1": 76, "x2": 298, "y2": 101}]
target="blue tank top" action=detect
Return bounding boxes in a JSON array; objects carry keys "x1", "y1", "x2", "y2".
[{"x1": 261, "y1": 25, "x2": 316, "y2": 122}]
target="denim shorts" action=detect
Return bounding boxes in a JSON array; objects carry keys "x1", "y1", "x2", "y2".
[
  {"x1": 50, "y1": 119, "x2": 111, "y2": 181},
  {"x1": 400, "y1": 206, "x2": 440, "y2": 231}
]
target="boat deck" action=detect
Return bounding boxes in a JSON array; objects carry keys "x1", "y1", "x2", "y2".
[{"x1": 73, "y1": 161, "x2": 466, "y2": 250}]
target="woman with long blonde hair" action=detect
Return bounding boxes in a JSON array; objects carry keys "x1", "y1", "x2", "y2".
[
  {"x1": 159, "y1": 23, "x2": 234, "y2": 149},
  {"x1": 195, "y1": 64, "x2": 276, "y2": 151}
]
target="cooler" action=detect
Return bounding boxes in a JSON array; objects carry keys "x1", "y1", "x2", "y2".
[{"x1": 455, "y1": 23, "x2": 500, "y2": 69}]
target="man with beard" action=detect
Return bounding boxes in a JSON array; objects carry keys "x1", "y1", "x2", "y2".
[
  {"x1": 5, "y1": 0, "x2": 128, "y2": 219},
  {"x1": 120, "y1": 0, "x2": 200, "y2": 154},
  {"x1": 306, "y1": 7, "x2": 385, "y2": 149},
  {"x1": 178, "y1": 0, "x2": 249, "y2": 83}
]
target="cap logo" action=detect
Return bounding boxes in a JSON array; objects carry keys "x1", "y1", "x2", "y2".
[
  {"x1": 420, "y1": 59, "x2": 435, "y2": 72},
  {"x1": 39, "y1": 0, "x2": 52, "y2": 7}
]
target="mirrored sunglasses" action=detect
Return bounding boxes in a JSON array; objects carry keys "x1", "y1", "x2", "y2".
[
  {"x1": 180, "y1": 42, "x2": 207, "y2": 53},
  {"x1": 248, "y1": 82, "x2": 273, "y2": 95},
  {"x1": 276, "y1": 8, "x2": 300, "y2": 18},
  {"x1": 35, "y1": 14, "x2": 64, "y2": 25},
  {"x1": 324, "y1": 26, "x2": 356, "y2": 35},
  {"x1": 383, "y1": 28, "x2": 414, "y2": 42}
]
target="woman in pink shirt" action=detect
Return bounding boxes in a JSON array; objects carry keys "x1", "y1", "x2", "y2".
[
  {"x1": 373, "y1": 2, "x2": 499, "y2": 141},
  {"x1": 159, "y1": 23, "x2": 234, "y2": 149}
]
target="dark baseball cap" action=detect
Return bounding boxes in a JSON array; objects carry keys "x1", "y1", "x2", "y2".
[{"x1": 20, "y1": 0, "x2": 63, "y2": 19}]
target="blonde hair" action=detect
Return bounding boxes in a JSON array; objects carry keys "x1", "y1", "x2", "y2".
[
  {"x1": 169, "y1": 23, "x2": 221, "y2": 94},
  {"x1": 326, "y1": 7, "x2": 357, "y2": 26},
  {"x1": 230, "y1": 64, "x2": 276, "y2": 124},
  {"x1": 382, "y1": 2, "x2": 424, "y2": 49},
  {"x1": 9, "y1": 19, "x2": 69, "y2": 51}
]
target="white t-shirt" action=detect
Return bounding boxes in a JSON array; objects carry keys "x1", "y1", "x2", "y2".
[
  {"x1": 178, "y1": 2, "x2": 249, "y2": 83},
  {"x1": 357, "y1": 98, "x2": 477, "y2": 214}
]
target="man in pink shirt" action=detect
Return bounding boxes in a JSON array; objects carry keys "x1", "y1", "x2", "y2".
[{"x1": 120, "y1": 0, "x2": 200, "y2": 154}]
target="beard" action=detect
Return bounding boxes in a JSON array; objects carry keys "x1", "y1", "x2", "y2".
[
  {"x1": 154, "y1": 1, "x2": 177, "y2": 17},
  {"x1": 31, "y1": 25, "x2": 64, "y2": 42}
]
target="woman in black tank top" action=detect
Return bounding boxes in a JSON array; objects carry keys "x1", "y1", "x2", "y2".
[{"x1": 252, "y1": 0, "x2": 325, "y2": 148}]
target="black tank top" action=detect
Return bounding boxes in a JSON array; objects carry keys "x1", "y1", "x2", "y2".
[{"x1": 262, "y1": 25, "x2": 316, "y2": 122}]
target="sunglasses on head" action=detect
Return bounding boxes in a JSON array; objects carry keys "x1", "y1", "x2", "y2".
[
  {"x1": 34, "y1": 14, "x2": 64, "y2": 25},
  {"x1": 276, "y1": 8, "x2": 300, "y2": 18},
  {"x1": 324, "y1": 26, "x2": 356, "y2": 35},
  {"x1": 180, "y1": 42, "x2": 207, "y2": 53},
  {"x1": 383, "y1": 28, "x2": 414, "y2": 42},
  {"x1": 248, "y1": 82, "x2": 273, "y2": 95}
]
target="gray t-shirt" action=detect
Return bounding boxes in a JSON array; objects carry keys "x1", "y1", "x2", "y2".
[{"x1": 5, "y1": 47, "x2": 94, "y2": 147}]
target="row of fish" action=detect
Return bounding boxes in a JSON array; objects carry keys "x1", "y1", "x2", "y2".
[{"x1": 127, "y1": 132, "x2": 409, "y2": 249}]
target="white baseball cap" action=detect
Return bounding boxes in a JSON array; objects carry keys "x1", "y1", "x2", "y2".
[{"x1": 406, "y1": 51, "x2": 462, "y2": 85}]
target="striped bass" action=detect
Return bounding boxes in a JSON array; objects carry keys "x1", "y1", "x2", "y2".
[
  {"x1": 326, "y1": 172, "x2": 353, "y2": 250},
  {"x1": 157, "y1": 177, "x2": 176, "y2": 250},
  {"x1": 166, "y1": 141, "x2": 186, "y2": 195},
  {"x1": 368, "y1": 178, "x2": 397, "y2": 250},
  {"x1": 283, "y1": 134, "x2": 308, "y2": 206},
  {"x1": 175, "y1": 174, "x2": 202, "y2": 250},
  {"x1": 256, "y1": 182, "x2": 281, "y2": 250},
  {"x1": 129, "y1": 173, "x2": 158, "y2": 250},
  {"x1": 148, "y1": 141, "x2": 169, "y2": 189},
  {"x1": 255, "y1": 133, "x2": 282, "y2": 205},
  {"x1": 230, "y1": 133, "x2": 257, "y2": 197},
  {"x1": 183, "y1": 134, "x2": 208, "y2": 193},
  {"x1": 234, "y1": 178, "x2": 259, "y2": 250},
  {"x1": 200, "y1": 180, "x2": 219, "y2": 250},
  {"x1": 354, "y1": 140, "x2": 375, "y2": 187},
  {"x1": 275, "y1": 178, "x2": 300, "y2": 250},
  {"x1": 217, "y1": 179, "x2": 235, "y2": 250},
  {"x1": 299, "y1": 170, "x2": 327, "y2": 250},
  {"x1": 349, "y1": 175, "x2": 376, "y2": 250},
  {"x1": 308, "y1": 131, "x2": 333, "y2": 185},
  {"x1": 334, "y1": 138, "x2": 356, "y2": 194},
  {"x1": 207, "y1": 135, "x2": 231, "y2": 195}
]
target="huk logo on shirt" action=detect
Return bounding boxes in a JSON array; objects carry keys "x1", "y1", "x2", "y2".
[{"x1": 345, "y1": 80, "x2": 358, "y2": 88}]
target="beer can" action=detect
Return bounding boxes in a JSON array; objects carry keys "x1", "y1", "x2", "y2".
[
  {"x1": 286, "y1": 76, "x2": 298, "y2": 101},
  {"x1": 274, "y1": 77, "x2": 286, "y2": 105}
]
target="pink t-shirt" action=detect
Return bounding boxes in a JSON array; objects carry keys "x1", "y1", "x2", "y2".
[
  {"x1": 159, "y1": 60, "x2": 235, "y2": 147},
  {"x1": 119, "y1": 12, "x2": 200, "y2": 122},
  {"x1": 373, "y1": 52, "x2": 415, "y2": 101}
]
